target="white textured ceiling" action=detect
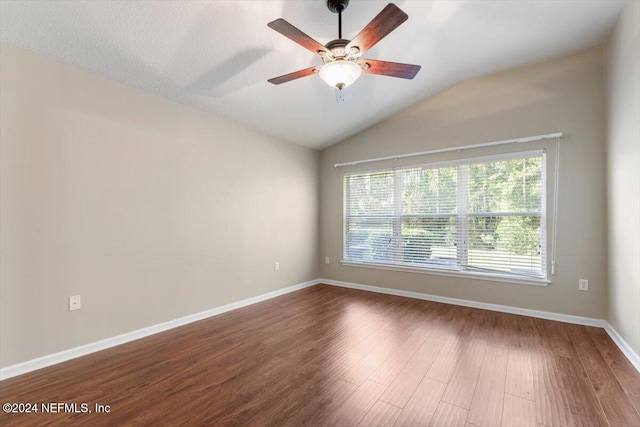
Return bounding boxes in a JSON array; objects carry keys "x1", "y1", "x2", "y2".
[{"x1": 0, "y1": 0, "x2": 625, "y2": 149}]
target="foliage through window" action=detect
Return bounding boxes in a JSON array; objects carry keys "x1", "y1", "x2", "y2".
[{"x1": 343, "y1": 151, "x2": 547, "y2": 280}]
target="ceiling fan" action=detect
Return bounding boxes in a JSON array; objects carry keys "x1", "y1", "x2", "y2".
[{"x1": 267, "y1": 0, "x2": 421, "y2": 91}]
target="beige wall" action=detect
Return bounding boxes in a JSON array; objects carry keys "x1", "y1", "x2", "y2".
[
  {"x1": 0, "y1": 44, "x2": 319, "y2": 368},
  {"x1": 320, "y1": 48, "x2": 608, "y2": 319},
  {"x1": 606, "y1": 1, "x2": 640, "y2": 356}
]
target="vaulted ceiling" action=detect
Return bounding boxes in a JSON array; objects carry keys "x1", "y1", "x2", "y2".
[{"x1": 0, "y1": 1, "x2": 625, "y2": 149}]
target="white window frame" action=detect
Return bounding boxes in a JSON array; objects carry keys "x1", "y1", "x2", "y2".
[{"x1": 342, "y1": 150, "x2": 549, "y2": 286}]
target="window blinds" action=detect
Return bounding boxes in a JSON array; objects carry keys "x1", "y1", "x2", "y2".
[{"x1": 344, "y1": 150, "x2": 547, "y2": 280}]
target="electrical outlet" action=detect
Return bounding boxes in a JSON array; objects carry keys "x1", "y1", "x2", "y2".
[
  {"x1": 325, "y1": 256, "x2": 330, "y2": 265},
  {"x1": 274, "y1": 262, "x2": 280, "y2": 271},
  {"x1": 578, "y1": 279, "x2": 589, "y2": 291},
  {"x1": 69, "y1": 295, "x2": 81, "y2": 311}
]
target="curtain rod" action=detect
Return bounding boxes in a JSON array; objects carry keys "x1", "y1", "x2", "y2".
[{"x1": 333, "y1": 132, "x2": 563, "y2": 168}]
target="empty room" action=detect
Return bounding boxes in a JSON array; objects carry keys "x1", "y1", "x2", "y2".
[{"x1": 1, "y1": 0, "x2": 639, "y2": 426}]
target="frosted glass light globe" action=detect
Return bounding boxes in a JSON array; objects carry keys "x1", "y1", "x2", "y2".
[{"x1": 319, "y1": 60, "x2": 362, "y2": 90}]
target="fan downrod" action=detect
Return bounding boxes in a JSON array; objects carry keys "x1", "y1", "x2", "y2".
[{"x1": 327, "y1": 0, "x2": 349, "y2": 13}]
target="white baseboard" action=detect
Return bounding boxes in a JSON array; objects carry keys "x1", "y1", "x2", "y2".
[
  {"x1": 319, "y1": 278, "x2": 640, "y2": 373},
  {"x1": 604, "y1": 323, "x2": 640, "y2": 372},
  {"x1": 0, "y1": 279, "x2": 320, "y2": 381},
  {"x1": 319, "y1": 279, "x2": 605, "y2": 327}
]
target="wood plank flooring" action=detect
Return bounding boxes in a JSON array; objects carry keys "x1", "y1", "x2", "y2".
[{"x1": 1, "y1": 284, "x2": 639, "y2": 426}]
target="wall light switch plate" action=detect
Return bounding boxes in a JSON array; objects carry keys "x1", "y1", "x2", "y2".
[
  {"x1": 274, "y1": 262, "x2": 280, "y2": 271},
  {"x1": 325, "y1": 257, "x2": 330, "y2": 265},
  {"x1": 69, "y1": 295, "x2": 81, "y2": 311}
]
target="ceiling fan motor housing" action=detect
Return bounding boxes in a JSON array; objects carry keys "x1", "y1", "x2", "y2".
[{"x1": 323, "y1": 39, "x2": 351, "y2": 62}]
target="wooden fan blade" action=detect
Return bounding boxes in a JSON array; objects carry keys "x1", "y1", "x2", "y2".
[
  {"x1": 346, "y1": 4, "x2": 408, "y2": 56},
  {"x1": 268, "y1": 66, "x2": 319, "y2": 85},
  {"x1": 359, "y1": 59, "x2": 421, "y2": 79},
  {"x1": 268, "y1": 19, "x2": 327, "y2": 57}
]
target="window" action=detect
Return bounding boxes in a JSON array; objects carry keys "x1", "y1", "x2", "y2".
[{"x1": 343, "y1": 150, "x2": 547, "y2": 282}]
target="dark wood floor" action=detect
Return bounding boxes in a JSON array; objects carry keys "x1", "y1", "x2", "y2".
[{"x1": 1, "y1": 284, "x2": 639, "y2": 426}]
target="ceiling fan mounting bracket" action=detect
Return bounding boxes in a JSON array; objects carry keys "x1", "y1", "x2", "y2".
[{"x1": 327, "y1": 0, "x2": 350, "y2": 14}]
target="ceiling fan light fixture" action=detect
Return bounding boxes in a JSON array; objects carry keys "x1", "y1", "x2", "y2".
[{"x1": 319, "y1": 60, "x2": 362, "y2": 90}]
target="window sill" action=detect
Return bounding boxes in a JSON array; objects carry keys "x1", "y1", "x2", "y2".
[{"x1": 340, "y1": 261, "x2": 550, "y2": 287}]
